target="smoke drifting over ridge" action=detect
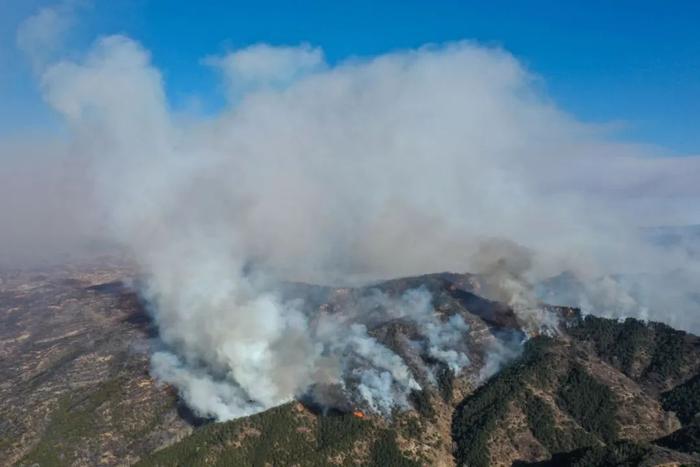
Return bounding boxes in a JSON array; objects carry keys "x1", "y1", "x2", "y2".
[{"x1": 5, "y1": 6, "x2": 700, "y2": 419}]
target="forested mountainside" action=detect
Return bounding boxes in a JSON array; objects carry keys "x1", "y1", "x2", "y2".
[{"x1": 2, "y1": 266, "x2": 699, "y2": 466}]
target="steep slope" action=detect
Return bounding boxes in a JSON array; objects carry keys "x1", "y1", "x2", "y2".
[
  {"x1": 516, "y1": 440, "x2": 700, "y2": 467},
  {"x1": 451, "y1": 335, "x2": 687, "y2": 466},
  {"x1": 136, "y1": 403, "x2": 423, "y2": 467},
  {"x1": 141, "y1": 319, "x2": 700, "y2": 467},
  {"x1": 566, "y1": 314, "x2": 700, "y2": 393},
  {"x1": 0, "y1": 265, "x2": 192, "y2": 466},
  {"x1": 451, "y1": 314, "x2": 700, "y2": 467},
  {"x1": 2, "y1": 265, "x2": 700, "y2": 466}
]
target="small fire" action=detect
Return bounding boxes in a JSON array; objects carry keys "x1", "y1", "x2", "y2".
[{"x1": 352, "y1": 410, "x2": 365, "y2": 419}]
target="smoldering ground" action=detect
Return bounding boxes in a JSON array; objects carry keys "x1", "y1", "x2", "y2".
[{"x1": 3, "y1": 2, "x2": 700, "y2": 420}]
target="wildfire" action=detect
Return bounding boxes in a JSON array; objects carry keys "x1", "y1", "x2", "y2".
[{"x1": 352, "y1": 410, "x2": 365, "y2": 419}]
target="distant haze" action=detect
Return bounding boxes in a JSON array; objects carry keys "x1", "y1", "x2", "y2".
[{"x1": 2, "y1": 1, "x2": 699, "y2": 420}]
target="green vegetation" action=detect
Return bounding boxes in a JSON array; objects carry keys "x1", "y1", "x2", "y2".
[
  {"x1": 20, "y1": 377, "x2": 126, "y2": 467},
  {"x1": 453, "y1": 337, "x2": 621, "y2": 467},
  {"x1": 568, "y1": 316, "x2": 653, "y2": 373},
  {"x1": 400, "y1": 416, "x2": 422, "y2": 439},
  {"x1": 517, "y1": 440, "x2": 655, "y2": 467},
  {"x1": 409, "y1": 389, "x2": 436, "y2": 421},
  {"x1": 369, "y1": 430, "x2": 420, "y2": 467},
  {"x1": 655, "y1": 420, "x2": 700, "y2": 454},
  {"x1": 435, "y1": 363, "x2": 455, "y2": 402},
  {"x1": 661, "y1": 374, "x2": 700, "y2": 424},
  {"x1": 645, "y1": 323, "x2": 688, "y2": 379},
  {"x1": 569, "y1": 442, "x2": 649, "y2": 467},
  {"x1": 451, "y1": 355, "x2": 527, "y2": 467},
  {"x1": 523, "y1": 393, "x2": 597, "y2": 454},
  {"x1": 557, "y1": 365, "x2": 618, "y2": 443},
  {"x1": 138, "y1": 403, "x2": 418, "y2": 467},
  {"x1": 452, "y1": 337, "x2": 588, "y2": 467},
  {"x1": 568, "y1": 315, "x2": 693, "y2": 382},
  {"x1": 316, "y1": 412, "x2": 369, "y2": 451}
]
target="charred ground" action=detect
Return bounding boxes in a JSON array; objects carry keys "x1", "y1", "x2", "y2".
[{"x1": 1, "y1": 264, "x2": 699, "y2": 466}]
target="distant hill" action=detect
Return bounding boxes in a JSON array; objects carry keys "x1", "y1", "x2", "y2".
[
  {"x1": 1, "y1": 265, "x2": 699, "y2": 466},
  {"x1": 644, "y1": 224, "x2": 700, "y2": 251}
]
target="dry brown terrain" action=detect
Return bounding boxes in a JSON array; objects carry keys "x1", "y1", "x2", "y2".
[{"x1": 1, "y1": 263, "x2": 699, "y2": 466}]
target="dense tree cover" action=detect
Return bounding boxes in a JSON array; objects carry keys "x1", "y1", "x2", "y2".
[
  {"x1": 515, "y1": 440, "x2": 655, "y2": 467},
  {"x1": 568, "y1": 316, "x2": 653, "y2": 372},
  {"x1": 655, "y1": 420, "x2": 700, "y2": 455},
  {"x1": 646, "y1": 323, "x2": 691, "y2": 379},
  {"x1": 523, "y1": 392, "x2": 598, "y2": 454},
  {"x1": 316, "y1": 413, "x2": 368, "y2": 451},
  {"x1": 137, "y1": 403, "x2": 419, "y2": 467},
  {"x1": 661, "y1": 374, "x2": 700, "y2": 424},
  {"x1": 435, "y1": 362, "x2": 455, "y2": 402},
  {"x1": 452, "y1": 337, "x2": 611, "y2": 467},
  {"x1": 523, "y1": 394, "x2": 560, "y2": 451},
  {"x1": 452, "y1": 340, "x2": 546, "y2": 467},
  {"x1": 369, "y1": 430, "x2": 420, "y2": 467},
  {"x1": 567, "y1": 315, "x2": 696, "y2": 383},
  {"x1": 557, "y1": 365, "x2": 619, "y2": 443},
  {"x1": 566, "y1": 443, "x2": 653, "y2": 467},
  {"x1": 409, "y1": 388, "x2": 436, "y2": 421}
]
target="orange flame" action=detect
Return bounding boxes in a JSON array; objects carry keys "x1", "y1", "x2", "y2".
[{"x1": 352, "y1": 410, "x2": 365, "y2": 418}]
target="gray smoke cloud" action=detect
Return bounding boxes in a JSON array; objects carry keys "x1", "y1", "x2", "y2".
[
  {"x1": 6, "y1": 6, "x2": 700, "y2": 419},
  {"x1": 15, "y1": 0, "x2": 87, "y2": 72}
]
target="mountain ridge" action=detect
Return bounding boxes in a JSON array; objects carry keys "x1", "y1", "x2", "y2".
[{"x1": 1, "y1": 265, "x2": 699, "y2": 466}]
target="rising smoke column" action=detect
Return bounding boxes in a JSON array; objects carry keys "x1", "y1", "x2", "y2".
[{"x1": 17, "y1": 22, "x2": 700, "y2": 419}]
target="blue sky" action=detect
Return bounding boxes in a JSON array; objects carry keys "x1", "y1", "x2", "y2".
[{"x1": 2, "y1": 0, "x2": 699, "y2": 153}]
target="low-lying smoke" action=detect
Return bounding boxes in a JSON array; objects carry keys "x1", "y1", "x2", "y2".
[{"x1": 5, "y1": 5, "x2": 700, "y2": 419}]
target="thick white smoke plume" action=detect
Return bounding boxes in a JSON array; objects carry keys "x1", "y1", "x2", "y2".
[{"x1": 7, "y1": 13, "x2": 700, "y2": 419}]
